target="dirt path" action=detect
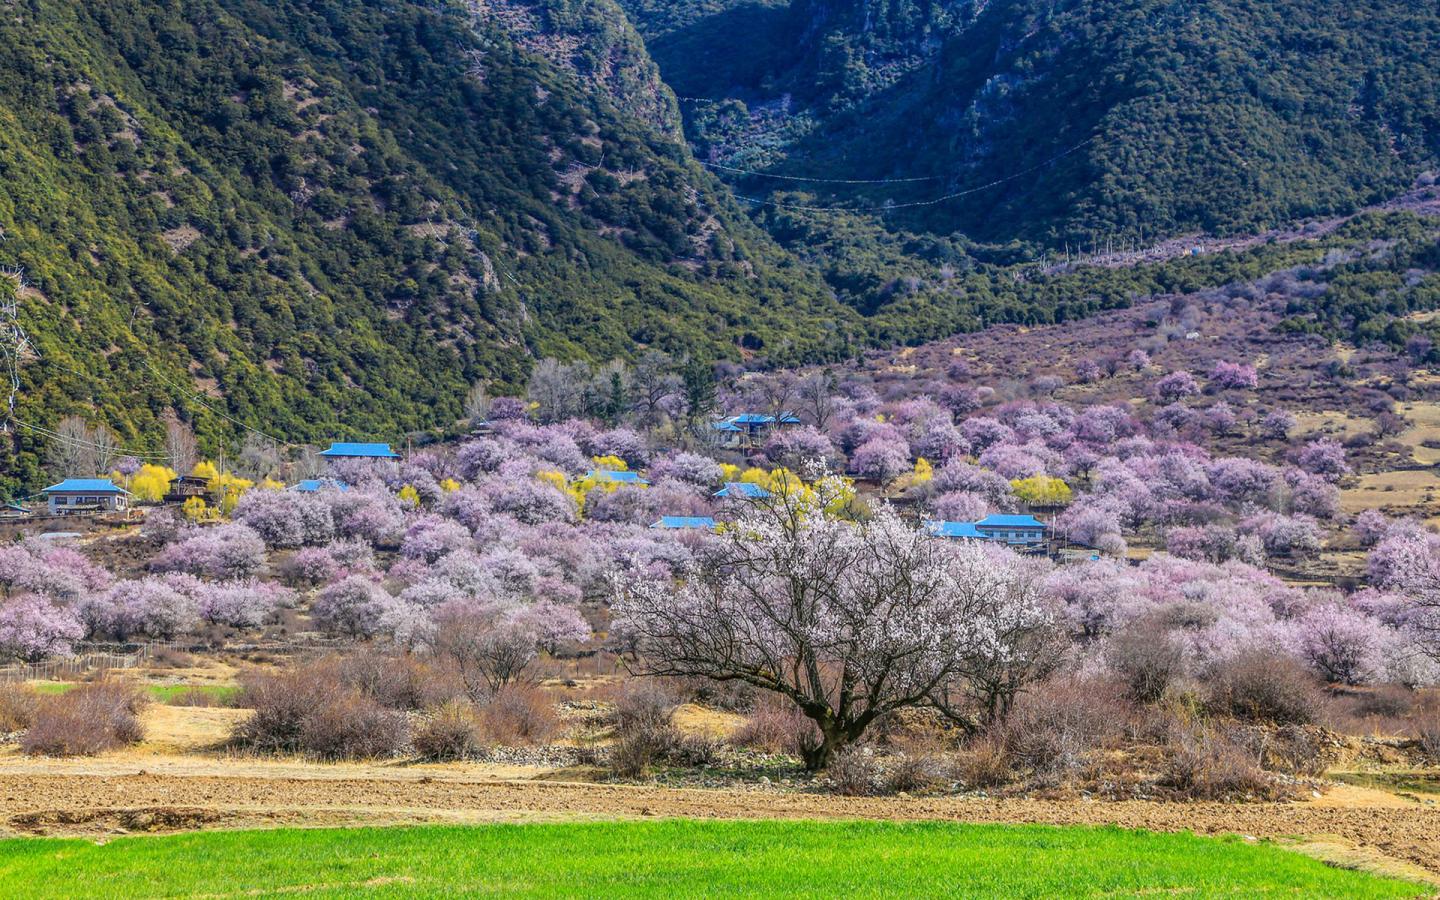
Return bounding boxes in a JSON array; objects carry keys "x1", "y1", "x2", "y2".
[{"x1": 0, "y1": 766, "x2": 1437, "y2": 881}]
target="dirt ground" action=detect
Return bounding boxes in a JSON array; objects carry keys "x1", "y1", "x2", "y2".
[
  {"x1": 1, "y1": 703, "x2": 1438, "y2": 887},
  {"x1": 0, "y1": 765, "x2": 1437, "y2": 883},
  {"x1": 3, "y1": 700, "x2": 1438, "y2": 886}
]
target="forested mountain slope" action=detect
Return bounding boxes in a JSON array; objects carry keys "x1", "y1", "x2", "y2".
[
  {"x1": 626, "y1": 0, "x2": 1440, "y2": 244},
  {"x1": 0, "y1": 0, "x2": 857, "y2": 489}
]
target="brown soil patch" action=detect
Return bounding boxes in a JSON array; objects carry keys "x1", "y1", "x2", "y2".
[
  {"x1": 0, "y1": 770, "x2": 1437, "y2": 877},
  {"x1": 134, "y1": 705, "x2": 248, "y2": 755}
]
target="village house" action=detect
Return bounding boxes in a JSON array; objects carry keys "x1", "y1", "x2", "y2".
[
  {"x1": 319, "y1": 442, "x2": 401, "y2": 460},
  {"x1": 713, "y1": 482, "x2": 771, "y2": 499},
  {"x1": 39, "y1": 479, "x2": 131, "y2": 516},
  {"x1": 291, "y1": 479, "x2": 349, "y2": 493},
  {"x1": 650, "y1": 516, "x2": 717, "y2": 531},
  {"x1": 709, "y1": 413, "x2": 801, "y2": 450},
  {"x1": 925, "y1": 514, "x2": 1049, "y2": 548},
  {"x1": 587, "y1": 470, "x2": 649, "y2": 486}
]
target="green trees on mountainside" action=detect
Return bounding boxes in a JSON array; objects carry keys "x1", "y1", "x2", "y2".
[
  {"x1": 0, "y1": 0, "x2": 858, "y2": 494},
  {"x1": 633, "y1": 0, "x2": 1440, "y2": 245}
]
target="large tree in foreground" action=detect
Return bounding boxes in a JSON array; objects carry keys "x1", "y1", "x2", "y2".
[{"x1": 613, "y1": 480, "x2": 1055, "y2": 769}]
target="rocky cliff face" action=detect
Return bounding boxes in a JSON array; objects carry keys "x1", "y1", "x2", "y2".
[{"x1": 469, "y1": 0, "x2": 683, "y2": 139}]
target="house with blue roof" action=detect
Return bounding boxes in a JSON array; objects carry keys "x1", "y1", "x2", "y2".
[
  {"x1": 714, "y1": 482, "x2": 771, "y2": 499},
  {"x1": 40, "y1": 479, "x2": 132, "y2": 516},
  {"x1": 925, "y1": 515, "x2": 1049, "y2": 547},
  {"x1": 291, "y1": 479, "x2": 350, "y2": 493},
  {"x1": 974, "y1": 514, "x2": 1049, "y2": 546},
  {"x1": 588, "y1": 470, "x2": 649, "y2": 486},
  {"x1": 709, "y1": 412, "x2": 802, "y2": 450},
  {"x1": 319, "y1": 442, "x2": 400, "y2": 460},
  {"x1": 650, "y1": 516, "x2": 717, "y2": 531},
  {"x1": 925, "y1": 520, "x2": 985, "y2": 540}
]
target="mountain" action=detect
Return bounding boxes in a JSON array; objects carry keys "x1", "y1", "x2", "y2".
[
  {"x1": 626, "y1": 0, "x2": 1440, "y2": 245},
  {"x1": 0, "y1": 0, "x2": 860, "y2": 490}
]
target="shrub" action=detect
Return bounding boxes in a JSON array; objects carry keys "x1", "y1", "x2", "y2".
[
  {"x1": 608, "y1": 681, "x2": 680, "y2": 777},
  {"x1": 414, "y1": 701, "x2": 485, "y2": 761},
  {"x1": 952, "y1": 735, "x2": 1014, "y2": 789},
  {"x1": 883, "y1": 751, "x2": 947, "y2": 795},
  {"x1": 730, "y1": 698, "x2": 820, "y2": 757},
  {"x1": 232, "y1": 664, "x2": 409, "y2": 759},
  {"x1": 478, "y1": 685, "x2": 561, "y2": 746},
  {"x1": 995, "y1": 680, "x2": 1129, "y2": 779},
  {"x1": 21, "y1": 681, "x2": 146, "y2": 756},
  {"x1": 1106, "y1": 622, "x2": 1186, "y2": 703},
  {"x1": 1418, "y1": 699, "x2": 1440, "y2": 762},
  {"x1": 1161, "y1": 724, "x2": 1277, "y2": 800},
  {"x1": 826, "y1": 747, "x2": 881, "y2": 796},
  {"x1": 0, "y1": 682, "x2": 36, "y2": 732},
  {"x1": 298, "y1": 692, "x2": 410, "y2": 760},
  {"x1": 1206, "y1": 651, "x2": 1323, "y2": 725},
  {"x1": 336, "y1": 650, "x2": 452, "y2": 710}
]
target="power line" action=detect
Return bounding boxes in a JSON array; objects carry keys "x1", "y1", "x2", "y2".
[
  {"x1": 10, "y1": 417, "x2": 172, "y2": 460},
  {"x1": 734, "y1": 136, "x2": 1098, "y2": 212},
  {"x1": 138, "y1": 354, "x2": 299, "y2": 449},
  {"x1": 698, "y1": 159, "x2": 944, "y2": 185}
]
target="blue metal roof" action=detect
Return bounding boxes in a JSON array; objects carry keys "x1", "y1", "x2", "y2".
[
  {"x1": 42, "y1": 479, "x2": 129, "y2": 495},
  {"x1": 588, "y1": 470, "x2": 649, "y2": 485},
  {"x1": 319, "y1": 442, "x2": 400, "y2": 459},
  {"x1": 292, "y1": 479, "x2": 350, "y2": 493},
  {"x1": 650, "y1": 516, "x2": 717, "y2": 530},
  {"x1": 715, "y1": 482, "x2": 771, "y2": 499},
  {"x1": 711, "y1": 420, "x2": 743, "y2": 432},
  {"x1": 926, "y1": 520, "x2": 984, "y2": 539},
  {"x1": 730, "y1": 413, "x2": 772, "y2": 425},
  {"x1": 976, "y1": 514, "x2": 1047, "y2": 529}
]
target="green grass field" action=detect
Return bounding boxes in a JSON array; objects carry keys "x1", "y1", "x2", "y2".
[
  {"x1": 29, "y1": 682, "x2": 238, "y2": 705},
  {"x1": 0, "y1": 820, "x2": 1423, "y2": 898}
]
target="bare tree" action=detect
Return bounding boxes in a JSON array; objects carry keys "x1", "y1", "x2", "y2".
[
  {"x1": 797, "y1": 371, "x2": 839, "y2": 430},
  {"x1": 527, "y1": 358, "x2": 591, "y2": 423},
  {"x1": 46, "y1": 415, "x2": 96, "y2": 477},
  {"x1": 235, "y1": 434, "x2": 281, "y2": 480},
  {"x1": 165, "y1": 417, "x2": 198, "y2": 474},
  {"x1": 463, "y1": 381, "x2": 490, "y2": 426},
  {"x1": 629, "y1": 351, "x2": 683, "y2": 428}
]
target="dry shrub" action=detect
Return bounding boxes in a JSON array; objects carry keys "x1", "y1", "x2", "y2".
[
  {"x1": 730, "y1": 697, "x2": 820, "y2": 757},
  {"x1": 21, "y1": 681, "x2": 146, "y2": 757},
  {"x1": 1106, "y1": 621, "x2": 1186, "y2": 703},
  {"x1": 0, "y1": 682, "x2": 36, "y2": 732},
  {"x1": 413, "y1": 701, "x2": 484, "y2": 761},
  {"x1": 826, "y1": 747, "x2": 880, "y2": 796},
  {"x1": 337, "y1": 650, "x2": 456, "y2": 710},
  {"x1": 233, "y1": 664, "x2": 409, "y2": 759},
  {"x1": 994, "y1": 679, "x2": 1130, "y2": 779},
  {"x1": 1235, "y1": 724, "x2": 1330, "y2": 776},
  {"x1": 1206, "y1": 651, "x2": 1322, "y2": 725},
  {"x1": 952, "y1": 735, "x2": 1014, "y2": 789},
  {"x1": 478, "y1": 685, "x2": 560, "y2": 746},
  {"x1": 1418, "y1": 700, "x2": 1440, "y2": 762},
  {"x1": 607, "y1": 680, "x2": 718, "y2": 777},
  {"x1": 149, "y1": 647, "x2": 195, "y2": 669},
  {"x1": 676, "y1": 676, "x2": 755, "y2": 712},
  {"x1": 1324, "y1": 684, "x2": 1417, "y2": 736},
  {"x1": 1161, "y1": 723, "x2": 1278, "y2": 800},
  {"x1": 883, "y1": 751, "x2": 947, "y2": 794}
]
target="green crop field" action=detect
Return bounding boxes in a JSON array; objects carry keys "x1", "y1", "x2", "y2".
[{"x1": 0, "y1": 820, "x2": 1422, "y2": 898}]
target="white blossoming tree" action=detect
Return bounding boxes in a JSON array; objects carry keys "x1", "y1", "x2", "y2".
[{"x1": 613, "y1": 479, "x2": 1056, "y2": 769}]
